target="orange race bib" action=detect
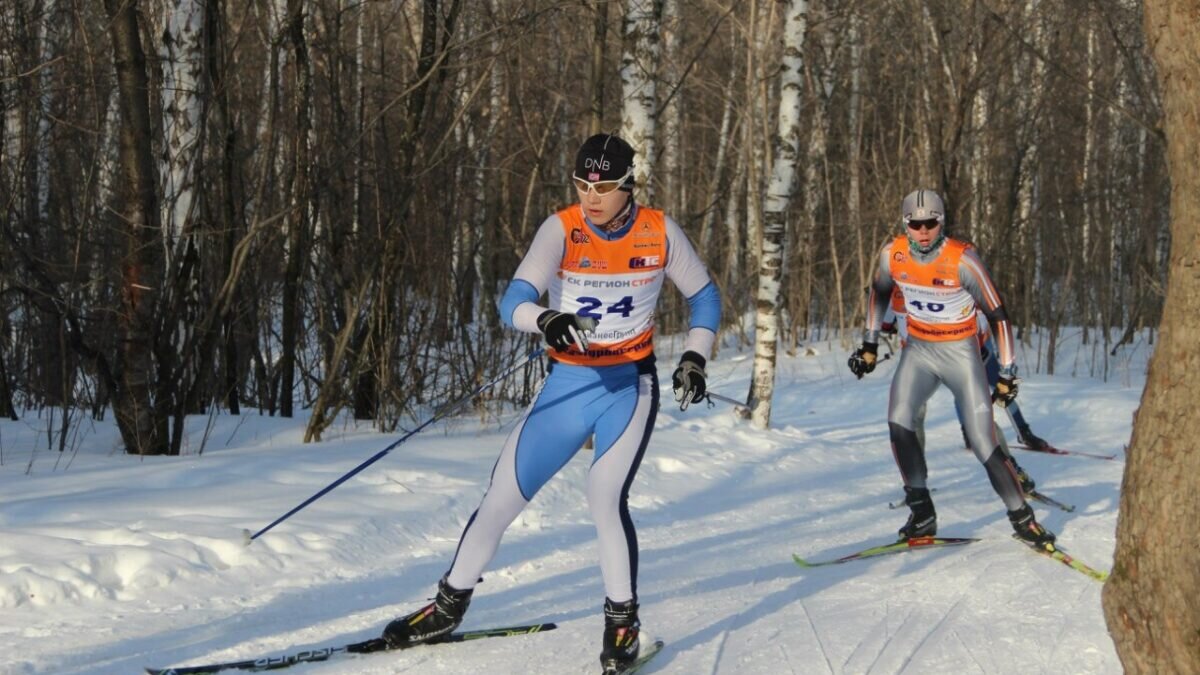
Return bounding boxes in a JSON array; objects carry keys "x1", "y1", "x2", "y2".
[
  {"x1": 549, "y1": 206, "x2": 668, "y2": 365},
  {"x1": 887, "y1": 236, "x2": 978, "y2": 342}
]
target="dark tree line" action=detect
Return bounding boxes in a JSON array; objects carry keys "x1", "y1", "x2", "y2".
[{"x1": 0, "y1": 0, "x2": 1167, "y2": 454}]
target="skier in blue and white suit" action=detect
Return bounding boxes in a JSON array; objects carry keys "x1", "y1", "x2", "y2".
[{"x1": 384, "y1": 133, "x2": 719, "y2": 673}]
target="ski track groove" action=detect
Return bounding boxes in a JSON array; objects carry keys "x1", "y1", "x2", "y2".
[
  {"x1": 1046, "y1": 579, "x2": 1094, "y2": 668},
  {"x1": 949, "y1": 628, "x2": 987, "y2": 674},
  {"x1": 706, "y1": 560, "x2": 767, "y2": 675},
  {"x1": 793, "y1": 594, "x2": 835, "y2": 675},
  {"x1": 864, "y1": 604, "x2": 916, "y2": 674},
  {"x1": 776, "y1": 641, "x2": 799, "y2": 675},
  {"x1": 899, "y1": 591, "x2": 967, "y2": 673},
  {"x1": 842, "y1": 610, "x2": 892, "y2": 673},
  {"x1": 841, "y1": 538, "x2": 986, "y2": 673}
]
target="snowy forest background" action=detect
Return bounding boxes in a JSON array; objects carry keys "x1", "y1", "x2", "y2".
[{"x1": 0, "y1": 0, "x2": 1168, "y2": 455}]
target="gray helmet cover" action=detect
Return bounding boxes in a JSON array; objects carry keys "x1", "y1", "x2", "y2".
[{"x1": 901, "y1": 189, "x2": 945, "y2": 225}]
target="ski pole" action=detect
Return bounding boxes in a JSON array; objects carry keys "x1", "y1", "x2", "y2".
[
  {"x1": 243, "y1": 347, "x2": 545, "y2": 545},
  {"x1": 705, "y1": 391, "x2": 750, "y2": 413}
]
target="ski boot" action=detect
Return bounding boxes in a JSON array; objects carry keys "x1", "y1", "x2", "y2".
[
  {"x1": 600, "y1": 598, "x2": 640, "y2": 674},
  {"x1": 1018, "y1": 426, "x2": 1050, "y2": 451},
  {"x1": 383, "y1": 576, "x2": 473, "y2": 648},
  {"x1": 1012, "y1": 462, "x2": 1037, "y2": 493},
  {"x1": 1008, "y1": 503, "x2": 1056, "y2": 547},
  {"x1": 898, "y1": 486, "x2": 937, "y2": 539}
]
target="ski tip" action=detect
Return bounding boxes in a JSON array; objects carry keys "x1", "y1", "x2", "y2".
[{"x1": 792, "y1": 553, "x2": 815, "y2": 568}]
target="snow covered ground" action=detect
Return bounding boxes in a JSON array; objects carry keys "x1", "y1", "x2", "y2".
[{"x1": 0, "y1": 334, "x2": 1144, "y2": 674}]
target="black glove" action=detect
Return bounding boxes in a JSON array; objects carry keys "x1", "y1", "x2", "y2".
[
  {"x1": 671, "y1": 351, "x2": 707, "y2": 411},
  {"x1": 847, "y1": 342, "x2": 878, "y2": 379},
  {"x1": 994, "y1": 374, "x2": 1019, "y2": 406},
  {"x1": 536, "y1": 311, "x2": 598, "y2": 351}
]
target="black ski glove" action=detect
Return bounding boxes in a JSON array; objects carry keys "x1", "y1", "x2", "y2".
[
  {"x1": 847, "y1": 342, "x2": 878, "y2": 379},
  {"x1": 536, "y1": 310, "x2": 597, "y2": 351},
  {"x1": 672, "y1": 351, "x2": 707, "y2": 411},
  {"x1": 994, "y1": 374, "x2": 1019, "y2": 407}
]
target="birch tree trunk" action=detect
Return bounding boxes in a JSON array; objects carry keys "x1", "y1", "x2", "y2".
[
  {"x1": 723, "y1": 134, "x2": 747, "y2": 292},
  {"x1": 620, "y1": 0, "x2": 660, "y2": 200},
  {"x1": 1102, "y1": 1, "x2": 1200, "y2": 669},
  {"x1": 847, "y1": 10, "x2": 865, "y2": 330},
  {"x1": 1081, "y1": 19, "x2": 1098, "y2": 341},
  {"x1": 744, "y1": 0, "x2": 774, "y2": 275},
  {"x1": 659, "y1": 0, "x2": 682, "y2": 214},
  {"x1": 700, "y1": 55, "x2": 738, "y2": 252},
  {"x1": 747, "y1": 0, "x2": 807, "y2": 430},
  {"x1": 159, "y1": 0, "x2": 204, "y2": 248},
  {"x1": 1014, "y1": 0, "x2": 1047, "y2": 338},
  {"x1": 969, "y1": 47, "x2": 991, "y2": 251}
]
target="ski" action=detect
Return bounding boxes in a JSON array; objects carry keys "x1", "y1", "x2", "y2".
[
  {"x1": 1013, "y1": 443, "x2": 1117, "y2": 461},
  {"x1": 1028, "y1": 489, "x2": 1075, "y2": 512},
  {"x1": 887, "y1": 487, "x2": 938, "y2": 509},
  {"x1": 1012, "y1": 536, "x2": 1109, "y2": 582},
  {"x1": 793, "y1": 536, "x2": 979, "y2": 568},
  {"x1": 603, "y1": 639, "x2": 665, "y2": 674},
  {"x1": 144, "y1": 622, "x2": 557, "y2": 674}
]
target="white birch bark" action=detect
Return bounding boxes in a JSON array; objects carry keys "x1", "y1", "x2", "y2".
[
  {"x1": 724, "y1": 140, "x2": 747, "y2": 289},
  {"x1": 848, "y1": 11, "x2": 866, "y2": 324},
  {"x1": 748, "y1": 0, "x2": 808, "y2": 430},
  {"x1": 451, "y1": 63, "x2": 470, "y2": 306},
  {"x1": 969, "y1": 48, "x2": 991, "y2": 250},
  {"x1": 159, "y1": 0, "x2": 205, "y2": 251},
  {"x1": 37, "y1": 0, "x2": 57, "y2": 224},
  {"x1": 476, "y1": 0, "x2": 505, "y2": 321},
  {"x1": 620, "y1": 0, "x2": 661, "y2": 201},
  {"x1": 157, "y1": 0, "x2": 207, "y2": 408},
  {"x1": 98, "y1": 89, "x2": 121, "y2": 213},
  {"x1": 1107, "y1": 75, "x2": 1127, "y2": 309},
  {"x1": 1015, "y1": 0, "x2": 1046, "y2": 254},
  {"x1": 701, "y1": 58, "x2": 739, "y2": 251},
  {"x1": 745, "y1": 0, "x2": 774, "y2": 274},
  {"x1": 660, "y1": 0, "x2": 682, "y2": 214}
]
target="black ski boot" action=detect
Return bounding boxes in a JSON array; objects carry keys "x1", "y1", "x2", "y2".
[
  {"x1": 1018, "y1": 426, "x2": 1049, "y2": 451},
  {"x1": 600, "y1": 598, "x2": 640, "y2": 674},
  {"x1": 1008, "y1": 503, "x2": 1056, "y2": 547},
  {"x1": 898, "y1": 486, "x2": 937, "y2": 539},
  {"x1": 383, "y1": 576, "x2": 473, "y2": 648}
]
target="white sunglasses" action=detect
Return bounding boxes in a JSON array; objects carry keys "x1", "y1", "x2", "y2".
[{"x1": 572, "y1": 167, "x2": 633, "y2": 195}]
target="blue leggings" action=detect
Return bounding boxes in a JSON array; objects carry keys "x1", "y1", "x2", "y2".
[
  {"x1": 445, "y1": 359, "x2": 659, "y2": 603},
  {"x1": 954, "y1": 338, "x2": 1031, "y2": 431}
]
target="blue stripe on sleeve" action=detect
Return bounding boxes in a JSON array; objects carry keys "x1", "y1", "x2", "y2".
[
  {"x1": 499, "y1": 279, "x2": 540, "y2": 328},
  {"x1": 686, "y1": 281, "x2": 721, "y2": 332}
]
